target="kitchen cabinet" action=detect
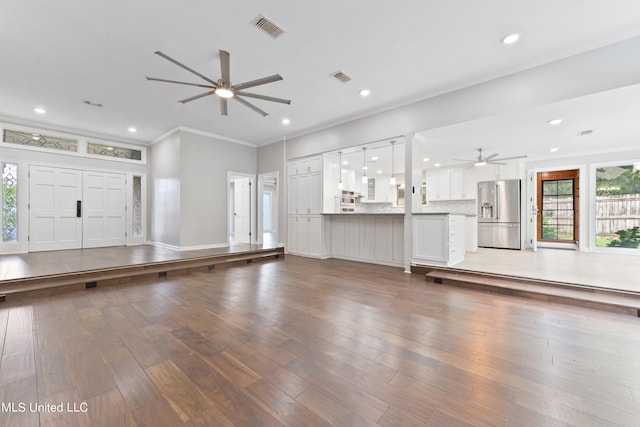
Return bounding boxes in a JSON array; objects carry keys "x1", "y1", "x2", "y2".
[
  {"x1": 288, "y1": 156, "x2": 325, "y2": 257},
  {"x1": 288, "y1": 215, "x2": 328, "y2": 258},
  {"x1": 425, "y1": 169, "x2": 440, "y2": 201},
  {"x1": 328, "y1": 214, "x2": 404, "y2": 267},
  {"x1": 288, "y1": 156, "x2": 322, "y2": 215},
  {"x1": 412, "y1": 213, "x2": 465, "y2": 267},
  {"x1": 426, "y1": 167, "x2": 476, "y2": 201},
  {"x1": 288, "y1": 156, "x2": 322, "y2": 176}
]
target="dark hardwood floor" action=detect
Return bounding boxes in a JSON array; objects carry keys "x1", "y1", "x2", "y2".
[{"x1": 0, "y1": 255, "x2": 638, "y2": 426}]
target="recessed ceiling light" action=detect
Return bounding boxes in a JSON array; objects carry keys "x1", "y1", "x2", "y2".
[
  {"x1": 550, "y1": 148, "x2": 559, "y2": 152},
  {"x1": 377, "y1": 170, "x2": 383, "y2": 174},
  {"x1": 359, "y1": 89, "x2": 371, "y2": 97},
  {"x1": 371, "y1": 156, "x2": 378, "y2": 161},
  {"x1": 547, "y1": 118, "x2": 563, "y2": 125},
  {"x1": 34, "y1": 107, "x2": 46, "y2": 114},
  {"x1": 423, "y1": 157, "x2": 430, "y2": 162},
  {"x1": 362, "y1": 166, "x2": 368, "y2": 170},
  {"x1": 128, "y1": 127, "x2": 137, "y2": 133},
  {"x1": 282, "y1": 118, "x2": 290, "y2": 125},
  {"x1": 435, "y1": 163, "x2": 441, "y2": 167},
  {"x1": 342, "y1": 161, "x2": 348, "y2": 165},
  {"x1": 502, "y1": 33, "x2": 520, "y2": 45}
]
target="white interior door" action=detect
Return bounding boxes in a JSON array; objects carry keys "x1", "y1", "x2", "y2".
[
  {"x1": 233, "y1": 177, "x2": 251, "y2": 244},
  {"x1": 83, "y1": 171, "x2": 126, "y2": 248},
  {"x1": 29, "y1": 166, "x2": 83, "y2": 252}
]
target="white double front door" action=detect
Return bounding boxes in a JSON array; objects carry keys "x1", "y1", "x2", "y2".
[{"x1": 29, "y1": 166, "x2": 126, "y2": 251}]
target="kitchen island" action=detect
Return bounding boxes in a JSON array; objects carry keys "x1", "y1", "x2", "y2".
[
  {"x1": 325, "y1": 213, "x2": 404, "y2": 267},
  {"x1": 412, "y1": 213, "x2": 466, "y2": 267}
]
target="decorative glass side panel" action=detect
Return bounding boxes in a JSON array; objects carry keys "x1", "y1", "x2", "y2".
[
  {"x1": 3, "y1": 129, "x2": 78, "y2": 152},
  {"x1": 595, "y1": 165, "x2": 640, "y2": 249},
  {"x1": 87, "y1": 142, "x2": 142, "y2": 160},
  {"x1": 132, "y1": 176, "x2": 143, "y2": 237},
  {"x1": 2, "y1": 163, "x2": 18, "y2": 242}
]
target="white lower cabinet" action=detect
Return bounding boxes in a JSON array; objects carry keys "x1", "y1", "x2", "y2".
[
  {"x1": 287, "y1": 215, "x2": 328, "y2": 258},
  {"x1": 412, "y1": 214, "x2": 465, "y2": 267},
  {"x1": 329, "y1": 214, "x2": 404, "y2": 267}
]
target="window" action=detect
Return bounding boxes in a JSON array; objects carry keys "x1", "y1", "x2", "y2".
[
  {"x1": 3, "y1": 129, "x2": 78, "y2": 152},
  {"x1": 595, "y1": 164, "x2": 640, "y2": 249},
  {"x1": 132, "y1": 176, "x2": 143, "y2": 237},
  {"x1": 2, "y1": 162, "x2": 18, "y2": 243},
  {"x1": 87, "y1": 142, "x2": 142, "y2": 160}
]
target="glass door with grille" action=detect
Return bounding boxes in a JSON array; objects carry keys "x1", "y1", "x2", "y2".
[{"x1": 537, "y1": 170, "x2": 579, "y2": 245}]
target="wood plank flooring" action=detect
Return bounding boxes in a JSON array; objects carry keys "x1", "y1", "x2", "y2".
[{"x1": 1, "y1": 255, "x2": 639, "y2": 426}]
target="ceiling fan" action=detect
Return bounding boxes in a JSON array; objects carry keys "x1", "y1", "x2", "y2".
[
  {"x1": 146, "y1": 50, "x2": 291, "y2": 117},
  {"x1": 452, "y1": 148, "x2": 527, "y2": 167}
]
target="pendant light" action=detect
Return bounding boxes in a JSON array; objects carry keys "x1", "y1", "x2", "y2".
[
  {"x1": 389, "y1": 140, "x2": 397, "y2": 185},
  {"x1": 361, "y1": 147, "x2": 368, "y2": 184},
  {"x1": 337, "y1": 151, "x2": 344, "y2": 189}
]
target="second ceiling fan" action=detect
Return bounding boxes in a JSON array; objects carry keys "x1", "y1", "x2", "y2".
[
  {"x1": 147, "y1": 49, "x2": 291, "y2": 117},
  {"x1": 452, "y1": 148, "x2": 526, "y2": 167}
]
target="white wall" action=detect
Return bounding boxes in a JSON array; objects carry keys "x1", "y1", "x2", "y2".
[
  {"x1": 257, "y1": 140, "x2": 285, "y2": 245},
  {"x1": 179, "y1": 130, "x2": 256, "y2": 248},
  {"x1": 0, "y1": 142, "x2": 148, "y2": 254},
  {"x1": 525, "y1": 148, "x2": 640, "y2": 252},
  {"x1": 285, "y1": 36, "x2": 640, "y2": 159},
  {"x1": 150, "y1": 132, "x2": 181, "y2": 247}
]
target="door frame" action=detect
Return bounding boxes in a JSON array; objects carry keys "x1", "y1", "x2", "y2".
[
  {"x1": 534, "y1": 165, "x2": 586, "y2": 250},
  {"x1": 227, "y1": 171, "x2": 256, "y2": 245}
]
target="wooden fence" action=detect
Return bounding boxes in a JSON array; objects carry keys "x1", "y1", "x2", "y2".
[
  {"x1": 542, "y1": 194, "x2": 640, "y2": 237},
  {"x1": 595, "y1": 194, "x2": 640, "y2": 237}
]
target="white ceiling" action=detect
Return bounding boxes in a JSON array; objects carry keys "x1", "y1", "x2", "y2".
[
  {"x1": 416, "y1": 82, "x2": 640, "y2": 167},
  {"x1": 2, "y1": 1, "x2": 640, "y2": 147}
]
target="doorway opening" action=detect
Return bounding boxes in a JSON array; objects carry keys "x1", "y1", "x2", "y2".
[
  {"x1": 258, "y1": 172, "x2": 279, "y2": 248},
  {"x1": 537, "y1": 169, "x2": 579, "y2": 247},
  {"x1": 227, "y1": 172, "x2": 256, "y2": 245}
]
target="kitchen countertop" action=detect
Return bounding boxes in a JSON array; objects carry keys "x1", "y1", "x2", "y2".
[
  {"x1": 323, "y1": 212, "x2": 404, "y2": 215},
  {"x1": 412, "y1": 212, "x2": 467, "y2": 215}
]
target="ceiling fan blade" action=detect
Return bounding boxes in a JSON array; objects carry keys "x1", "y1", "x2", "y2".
[
  {"x1": 154, "y1": 51, "x2": 218, "y2": 86},
  {"x1": 220, "y1": 50, "x2": 231, "y2": 85},
  {"x1": 178, "y1": 90, "x2": 215, "y2": 104},
  {"x1": 452, "y1": 158, "x2": 474, "y2": 162},
  {"x1": 234, "y1": 96, "x2": 268, "y2": 116},
  {"x1": 486, "y1": 161, "x2": 506, "y2": 165},
  {"x1": 146, "y1": 77, "x2": 216, "y2": 89},
  {"x1": 485, "y1": 153, "x2": 500, "y2": 161},
  {"x1": 233, "y1": 74, "x2": 283, "y2": 91},
  {"x1": 220, "y1": 98, "x2": 228, "y2": 116},
  {"x1": 493, "y1": 155, "x2": 528, "y2": 161},
  {"x1": 235, "y1": 91, "x2": 291, "y2": 105}
]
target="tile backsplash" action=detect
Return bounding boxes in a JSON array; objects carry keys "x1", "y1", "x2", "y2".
[{"x1": 421, "y1": 199, "x2": 476, "y2": 215}]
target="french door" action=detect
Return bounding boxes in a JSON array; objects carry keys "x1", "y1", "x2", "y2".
[
  {"x1": 29, "y1": 166, "x2": 126, "y2": 251},
  {"x1": 537, "y1": 169, "x2": 579, "y2": 245}
]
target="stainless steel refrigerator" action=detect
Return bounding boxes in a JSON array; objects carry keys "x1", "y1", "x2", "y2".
[{"x1": 477, "y1": 179, "x2": 521, "y2": 249}]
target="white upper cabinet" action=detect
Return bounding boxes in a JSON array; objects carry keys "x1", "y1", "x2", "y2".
[
  {"x1": 288, "y1": 156, "x2": 323, "y2": 214},
  {"x1": 426, "y1": 166, "x2": 477, "y2": 201}
]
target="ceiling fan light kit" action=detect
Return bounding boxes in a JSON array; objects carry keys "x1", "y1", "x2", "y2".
[{"x1": 147, "y1": 49, "x2": 290, "y2": 117}]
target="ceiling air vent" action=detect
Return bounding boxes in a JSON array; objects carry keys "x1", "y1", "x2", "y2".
[
  {"x1": 331, "y1": 70, "x2": 352, "y2": 83},
  {"x1": 253, "y1": 15, "x2": 285, "y2": 38},
  {"x1": 577, "y1": 129, "x2": 594, "y2": 136}
]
